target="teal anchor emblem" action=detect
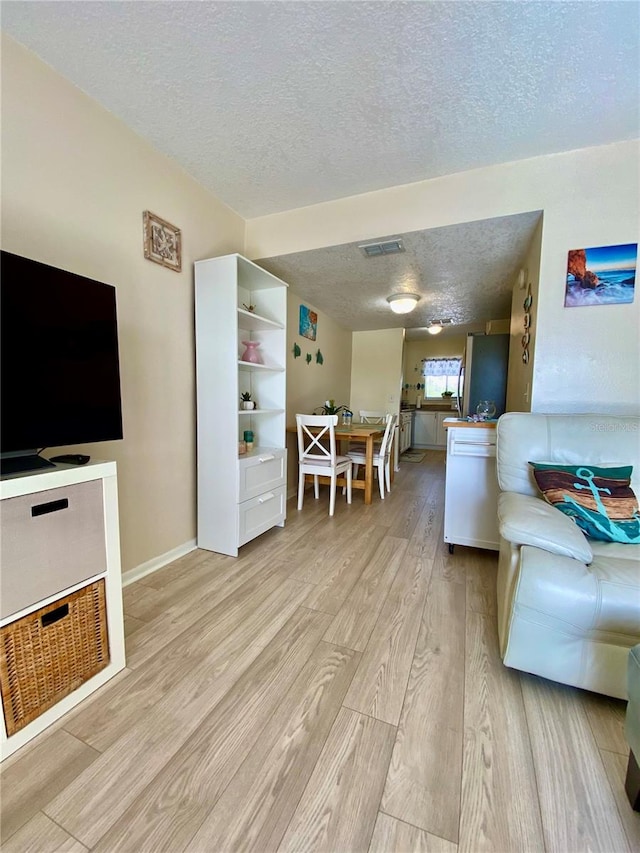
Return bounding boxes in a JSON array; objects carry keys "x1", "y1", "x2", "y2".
[{"x1": 562, "y1": 467, "x2": 640, "y2": 543}]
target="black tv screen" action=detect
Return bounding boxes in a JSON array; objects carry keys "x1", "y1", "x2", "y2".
[{"x1": 1, "y1": 251, "x2": 123, "y2": 471}]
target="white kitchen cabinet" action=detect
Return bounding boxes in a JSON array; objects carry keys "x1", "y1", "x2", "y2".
[
  {"x1": 443, "y1": 421, "x2": 499, "y2": 552},
  {"x1": 436, "y1": 412, "x2": 449, "y2": 447},
  {"x1": 410, "y1": 411, "x2": 450, "y2": 448},
  {"x1": 195, "y1": 254, "x2": 288, "y2": 556},
  {"x1": 1, "y1": 461, "x2": 125, "y2": 760},
  {"x1": 399, "y1": 412, "x2": 413, "y2": 453},
  {"x1": 412, "y1": 411, "x2": 438, "y2": 448}
]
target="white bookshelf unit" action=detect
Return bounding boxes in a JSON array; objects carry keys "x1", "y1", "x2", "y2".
[
  {"x1": 195, "y1": 254, "x2": 288, "y2": 557},
  {"x1": 0, "y1": 460, "x2": 126, "y2": 760}
]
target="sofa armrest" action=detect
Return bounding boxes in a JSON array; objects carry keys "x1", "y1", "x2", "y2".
[{"x1": 498, "y1": 492, "x2": 593, "y2": 563}]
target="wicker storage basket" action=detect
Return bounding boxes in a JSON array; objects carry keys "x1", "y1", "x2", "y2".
[{"x1": 0, "y1": 580, "x2": 109, "y2": 736}]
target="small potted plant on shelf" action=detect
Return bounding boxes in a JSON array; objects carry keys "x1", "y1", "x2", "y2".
[
  {"x1": 441, "y1": 391, "x2": 454, "y2": 398},
  {"x1": 241, "y1": 392, "x2": 255, "y2": 410}
]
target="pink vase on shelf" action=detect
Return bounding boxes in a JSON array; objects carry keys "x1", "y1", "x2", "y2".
[{"x1": 241, "y1": 341, "x2": 263, "y2": 364}]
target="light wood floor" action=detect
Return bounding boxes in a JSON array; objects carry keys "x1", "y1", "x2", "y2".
[{"x1": 2, "y1": 450, "x2": 639, "y2": 852}]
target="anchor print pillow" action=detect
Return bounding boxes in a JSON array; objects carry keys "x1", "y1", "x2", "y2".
[{"x1": 529, "y1": 463, "x2": 640, "y2": 544}]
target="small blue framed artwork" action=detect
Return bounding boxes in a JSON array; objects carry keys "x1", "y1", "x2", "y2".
[
  {"x1": 565, "y1": 243, "x2": 637, "y2": 307},
  {"x1": 299, "y1": 305, "x2": 318, "y2": 341}
]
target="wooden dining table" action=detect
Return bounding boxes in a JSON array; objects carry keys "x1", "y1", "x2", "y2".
[{"x1": 287, "y1": 422, "x2": 393, "y2": 505}]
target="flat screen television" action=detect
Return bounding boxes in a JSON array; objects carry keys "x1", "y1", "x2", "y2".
[{"x1": 1, "y1": 250, "x2": 123, "y2": 475}]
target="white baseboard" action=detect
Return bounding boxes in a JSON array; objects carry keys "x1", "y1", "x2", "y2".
[{"x1": 122, "y1": 539, "x2": 197, "y2": 587}]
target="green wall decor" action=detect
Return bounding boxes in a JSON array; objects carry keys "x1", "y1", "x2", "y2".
[
  {"x1": 315, "y1": 349, "x2": 324, "y2": 365},
  {"x1": 292, "y1": 342, "x2": 301, "y2": 358},
  {"x1": 305, "y1": 353, "x2": 312, "y2": 364}
]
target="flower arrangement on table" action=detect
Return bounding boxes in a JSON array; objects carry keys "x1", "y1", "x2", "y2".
[{"x1": 315, "y1": 399, "x2": 349, "y2": 415}]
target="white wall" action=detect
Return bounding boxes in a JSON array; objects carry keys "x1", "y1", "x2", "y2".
[
  {"x1": 285, "y1": 292, "x2": 352, "y2": 493},
  {"x1": 247, "y1": 141, "x2": 640, "y2": 416},
  {"x1": 506, "y1": 218, "x2": 543, "y2": 412},
  {"x1": 1, "y1": 36, "x2": 245, "y2": 572},
  {"x1": 349, "y1": 329, "x2": 405, "y2": 416},
  {"x1": 286, "y1": 294, "x2": 352, "y2": 424}
]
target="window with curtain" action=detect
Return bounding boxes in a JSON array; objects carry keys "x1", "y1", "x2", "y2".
[{"x1": 421, "y1": 357, "x2": 462, "y2": 398}]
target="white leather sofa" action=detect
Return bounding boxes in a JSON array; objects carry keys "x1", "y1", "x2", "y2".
[{"x1": 495, "y1": 413, "x2": 640, "y2": 700}]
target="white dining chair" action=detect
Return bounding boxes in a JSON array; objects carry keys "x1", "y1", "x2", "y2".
[
  {"x1": 349, "y1": 409, "x2": 389, "y2": 453},
  {"x1": 296, "y1": 414, "x2": 352, "y2": 516},
  {"x1": 347, "y1": 413, "x2": 397, "y2": 500}
]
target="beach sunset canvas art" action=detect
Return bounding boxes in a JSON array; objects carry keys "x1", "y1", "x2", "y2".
[
  {"x1": 299, "y1": 305, "x2": 318, "y2": 340},
  {"x1": 565, "y1": 243, "x2": 637, "y2": 307}
]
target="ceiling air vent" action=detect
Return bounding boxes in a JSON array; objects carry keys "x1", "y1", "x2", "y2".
[{"x1": 358, "y1": 238, "x2": 404, "y2": 257}]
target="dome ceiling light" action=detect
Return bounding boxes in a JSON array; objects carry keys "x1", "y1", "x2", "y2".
[
  {"x1": 428, "y1": 317, "x2": 454, "y2": 334},
  {"x1": 387, "y1": 293, "x2": 420, "y2": 314}
]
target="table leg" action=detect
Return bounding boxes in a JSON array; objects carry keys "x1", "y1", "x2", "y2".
[{"x1": 364, "y1": 434, "x2": 374, "y2": 504}]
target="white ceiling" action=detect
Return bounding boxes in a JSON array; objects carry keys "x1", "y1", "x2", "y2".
[
  {"x1": 2, "y1": 2, "x2": 637, "y2": 333},
  {"x1": 3, "y1": 1, "x2": 637, "y2": 219},
  {"x1": 257, "y1": 211, "x2": 542, "y2": 334}
]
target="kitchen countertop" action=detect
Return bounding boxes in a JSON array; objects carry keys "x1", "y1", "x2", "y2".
[
  {"x1": 443, "y1": 418, "x2": 498, "y2": 429},
  {"x1": 402, "y1": 405, "x2": 458, "y2": 413}
]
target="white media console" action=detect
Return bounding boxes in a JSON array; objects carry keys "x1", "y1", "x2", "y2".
[{"x1": 0, "y1": 460, "x2": 126, "y2": 760}]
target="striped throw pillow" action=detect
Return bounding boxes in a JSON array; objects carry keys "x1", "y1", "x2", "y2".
[{"x1": 530, "y1": 463, "x2": 640, "y2": 544}]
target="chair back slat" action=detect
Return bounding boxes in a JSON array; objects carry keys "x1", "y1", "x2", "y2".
[
  {"x1": 296, "y1": 414, "x2": 338, "y2": 463},
  {"x1": 359, "y1": 410, "x2": 387, "y2": 424},
  {"x1": 378, "y1": 413, "x2": 397, "y2": 457}
]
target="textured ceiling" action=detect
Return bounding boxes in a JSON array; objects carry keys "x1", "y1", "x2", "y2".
[
  {"x1": 2, "y1": 1, "x2": 638, "y2": 218},
  {"x1": 2, "y1": 2, "x2": 636, "y2": 333},
  {"x1": 257, "y1": 212, "x2": 542, "y2": 333}
]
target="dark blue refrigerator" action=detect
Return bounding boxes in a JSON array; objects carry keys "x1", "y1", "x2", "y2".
[{"x1": 457, "y1": 333, "x2": 510, "y2": 418}]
